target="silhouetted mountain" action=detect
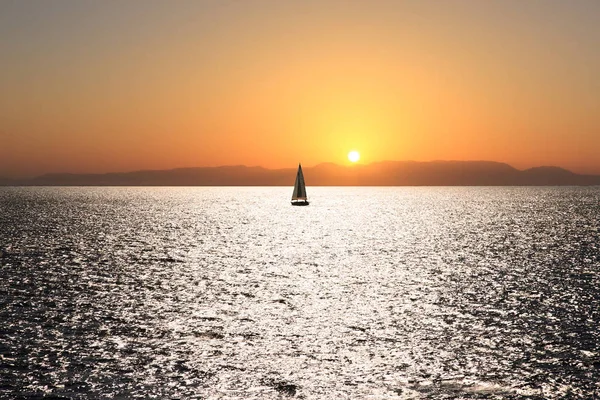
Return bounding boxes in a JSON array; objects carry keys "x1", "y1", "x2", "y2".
[
  {"x1": 3, "y1": 161, "x2": 600, "y2": 186},
  {"x1": 0, "y1": 176, "x2": 14, "y2": 186},
  {"x1": 26, "y1": 166, "x2": 291, "y2": 186},
  {"x1": 519, "y1": 166, "x2": 590, "y2": 185}
]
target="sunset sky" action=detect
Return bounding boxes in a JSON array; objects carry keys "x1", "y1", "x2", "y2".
[{"x1": 1, "y1": 0, "x2": 599, "y2": 178}]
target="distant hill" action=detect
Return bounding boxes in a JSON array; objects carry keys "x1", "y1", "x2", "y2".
[
  {"x1": 3, "y1": 161, "x2": 600, "y2": 186},
  {"x1": 0, "y1": 176, "x2": 15, "y2": 186}
]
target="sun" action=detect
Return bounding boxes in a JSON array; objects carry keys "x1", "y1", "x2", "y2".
[{"x1": 348, "y1": 151, "x2": 360, "y2": 163}]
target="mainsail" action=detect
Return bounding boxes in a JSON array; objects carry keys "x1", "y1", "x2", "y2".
[{"x1": 292, "y1": 164, "x2": 307, "y2": 200}]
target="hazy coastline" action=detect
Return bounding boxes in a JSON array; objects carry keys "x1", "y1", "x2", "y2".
[{"x1": 3, "y1": 161, "x2": 600, "y2": 187}]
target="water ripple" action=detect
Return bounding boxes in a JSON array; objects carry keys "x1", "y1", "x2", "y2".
[{"x1": 1, "y1": 187, "x2": 599, "y2": 399}]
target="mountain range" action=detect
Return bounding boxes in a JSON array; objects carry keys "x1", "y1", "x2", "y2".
[{"x1": 2, "y1": 161, "x2": 600, "y2": 186}]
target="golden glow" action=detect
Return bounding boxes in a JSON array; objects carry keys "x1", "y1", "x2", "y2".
[
  {"x1": 1, "y1": 2, "x2": 599, "y2": 177},
  {"x1": 348, "y1": 151, "x2": 360, "y2": 163}
]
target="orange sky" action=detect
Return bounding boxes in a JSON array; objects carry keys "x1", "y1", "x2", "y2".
[{"x1": 1, "y1": 1, "x2": 599, "y2": 177}]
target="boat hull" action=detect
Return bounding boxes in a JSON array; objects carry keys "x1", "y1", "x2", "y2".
[{"x1": 291, "y1": 200, "x2": 309, "y2": 206}]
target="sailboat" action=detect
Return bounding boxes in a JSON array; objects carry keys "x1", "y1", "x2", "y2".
[{"x1": 291, "y1": 163, "x2": 309, "y2": 206}]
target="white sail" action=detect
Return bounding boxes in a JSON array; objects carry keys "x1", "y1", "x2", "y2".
[{"x1": 291, "y1": 164, "x2": 307, "y2": 200}]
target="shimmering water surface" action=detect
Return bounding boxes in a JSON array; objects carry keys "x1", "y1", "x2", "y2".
[{"x1": 1, "y1": 187, "x2": 599, "y2": 399}]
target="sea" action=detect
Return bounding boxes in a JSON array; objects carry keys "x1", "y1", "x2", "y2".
[{"x1": 1, "y1": 187, "x2": 599, "y2": 399}]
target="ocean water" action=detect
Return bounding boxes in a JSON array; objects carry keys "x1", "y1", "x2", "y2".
[{"x1": 1, "y1": 186, "x2": 599, "y2": 399}]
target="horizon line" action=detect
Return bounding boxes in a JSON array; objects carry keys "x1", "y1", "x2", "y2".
[{"x1": 2, "y1": 159, "x2": 599, "y2": 181}]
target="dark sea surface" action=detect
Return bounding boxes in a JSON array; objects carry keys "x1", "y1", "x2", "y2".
[{"x1": 1, "y1": 187, "x2": 599, "y2": 399}]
